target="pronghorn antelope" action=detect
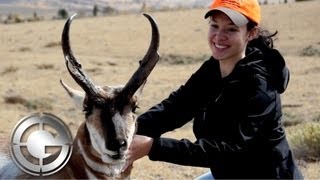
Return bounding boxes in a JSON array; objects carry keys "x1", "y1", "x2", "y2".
[{"x1": 0, "y1": 13, "x2": 159, "y2": 179}]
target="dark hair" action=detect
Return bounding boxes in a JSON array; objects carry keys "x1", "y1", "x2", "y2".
[
  {"x1": 208, "y1": 16, "x2": 278, "y2": 51},
  {"x1": 247, "y1": 21, "x2": 278, "y2": 50}
]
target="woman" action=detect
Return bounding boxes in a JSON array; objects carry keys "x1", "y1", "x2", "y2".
[{"x1": 124, "y1": 0, "x2": 303, "y2": 179}]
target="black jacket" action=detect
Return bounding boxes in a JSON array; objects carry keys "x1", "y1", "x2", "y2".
[{"x1": 136, "y1": 47, "x2": 303, "y2": 179}]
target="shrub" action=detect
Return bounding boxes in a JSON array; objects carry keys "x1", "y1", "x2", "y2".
[
  {"x1": 4, "y1": 94, "x2": 53, "y2": 111},
  {"x1": 102, "y1": 6, "x2": 118, "y2": 15},
  {"x1": 287, "y1": 122, "x2": 320, "y2": 161},
  {"x1": 4, "y1": 94, "x2": 25, "y2": 104},
  {"x1": 18, "y1": 47, "x2": 32, "y2": 52},
  {"x1": 4, "y1": 14, "x2": 24, "y2": 24},
  {"x1": 300, "y1": 45, "x2": 320, "y2": 57},
  {"x1": 160, "y1": 54, "x2": 208, "y2": 65},
  {"x1": 44, "y1": 41, "x2": 61, "y2": 48},
  {"x1": 282, "y1": 111, "x2": 303, "y2": 127},
  {"x1": 1, "y1": 65, "x2": 18, "y2": 75},
  {"x1": 35, "y1": 64, "x2": 54, "y2": 70},
  {"x1": 23, "y1": 98, "x2": 53, "y2": 111}
]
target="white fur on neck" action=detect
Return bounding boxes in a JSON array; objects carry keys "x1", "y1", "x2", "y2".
[{"x1": 77, "y1": 139, "x2": 125, "y2": 177}]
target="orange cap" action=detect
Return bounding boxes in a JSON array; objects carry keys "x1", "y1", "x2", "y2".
[{"x1": 204, "y1": 0, "x2": 261, "y2": 26}]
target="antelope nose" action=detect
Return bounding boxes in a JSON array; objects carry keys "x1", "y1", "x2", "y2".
[
  {"x1": 119, "y1": 139, "x2": 127, "y2": 148},
  {"x1": 107, "y1": 139, "x2": 127, "y2": 151}
]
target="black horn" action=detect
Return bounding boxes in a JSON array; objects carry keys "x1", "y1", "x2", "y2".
[
  {"x1": 120, "y1": 13, "x2": 160, "y2": 100},
  {"x1": 61, "y1": 14, "x2": 100, "y2": 98}
]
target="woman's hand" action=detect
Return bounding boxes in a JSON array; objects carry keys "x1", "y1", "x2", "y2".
[{"x1": 122, "y1": 135, "x2": 154, "y2": 172}]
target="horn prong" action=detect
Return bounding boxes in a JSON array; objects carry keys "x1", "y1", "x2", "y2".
[{"x1": 61, "y1": 14, "x2": 99, "y2": 97}]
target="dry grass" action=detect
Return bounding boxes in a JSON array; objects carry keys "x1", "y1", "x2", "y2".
[
  {"x1": 0, "y1": 1, "x2": 319, "y2": 179},
  {"x1": 287, "y1": 122, "x2": 320, "y2": 161}
]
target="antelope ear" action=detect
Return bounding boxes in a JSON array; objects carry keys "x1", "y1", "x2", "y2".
[{"x1": 60, "y1": 79, "x2": 85, "y2": 110}]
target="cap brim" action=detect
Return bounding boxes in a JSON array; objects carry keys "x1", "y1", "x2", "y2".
[{"x1": 204, "y1": 7, "x2": 249, "y2": 27}]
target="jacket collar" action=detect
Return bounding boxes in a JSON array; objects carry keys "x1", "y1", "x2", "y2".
[{"x1": 209, "y1": 47, "x2": 289, "y2": 94}]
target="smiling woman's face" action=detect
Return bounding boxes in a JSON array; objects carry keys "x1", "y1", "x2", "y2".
[{"x1": 207, "y1": 11, "x2": 253, "y2": 63}]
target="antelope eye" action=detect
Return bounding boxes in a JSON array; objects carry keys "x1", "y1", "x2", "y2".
[{"x1": 83, "y1": 104, "x2": 91, "y2": 113}]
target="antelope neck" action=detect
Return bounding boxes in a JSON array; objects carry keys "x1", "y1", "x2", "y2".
[{"x1": 76, "y1": 123, "x2": 122, "y2": 178}]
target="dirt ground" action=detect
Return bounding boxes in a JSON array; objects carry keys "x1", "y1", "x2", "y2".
[{"x1": 0, "y1": 1, "x2": 319, "y2": 179}]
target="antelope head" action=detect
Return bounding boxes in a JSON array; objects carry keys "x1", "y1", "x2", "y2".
[{"x1": 60, "y1": 13, "x2": 159, "y2": 166}]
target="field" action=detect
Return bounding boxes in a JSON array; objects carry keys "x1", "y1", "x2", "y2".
[{"x1": 0, "y1": 1, "x2": 319, "y2": 179}]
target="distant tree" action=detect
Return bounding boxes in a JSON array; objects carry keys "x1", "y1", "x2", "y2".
[
  {"x1": 33, "y1": 11, "x2": 37, "y2": 19},
  {"x1": 57, "y1": 9, "x2": 68, "y2": 19},
  {"x1": 31, "y1": 11, "x2": 41, "y2": 21},
  {"x1": 93, "y1": 4, "x2": 99, "y2": 16}
]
